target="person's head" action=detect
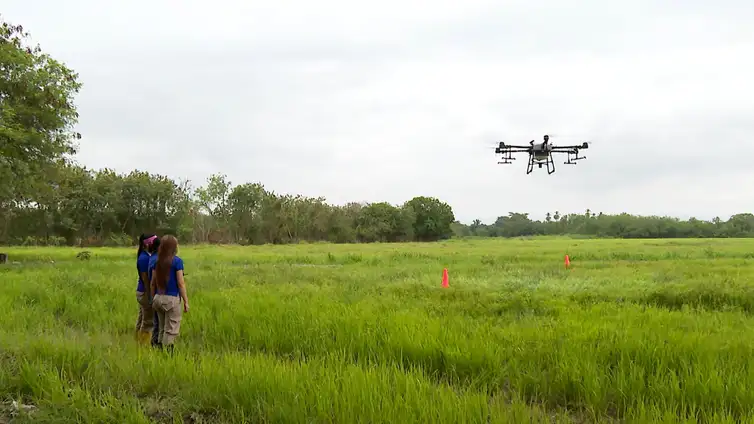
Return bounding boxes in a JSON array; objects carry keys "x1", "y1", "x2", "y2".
[
  {"x1": 148, "y1": 235, "x2": 161, "y2": 254},
  {"x1": 155, "y1": 235, "x2": 178, "y2": 291},
  {"x1": 137, "y1": 233, "x2": 157, "y2": 258}
]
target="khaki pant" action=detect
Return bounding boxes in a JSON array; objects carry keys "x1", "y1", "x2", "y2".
[
  {"x1": 152, "y1": 294, "x2": 183, "y2": 345},
  {"x1": 135, "y1": 291, "x2": 155, "y2": 332}
]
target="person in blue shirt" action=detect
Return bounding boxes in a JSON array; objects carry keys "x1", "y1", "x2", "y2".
[
  {"x1": 149, "y1": 234, "x2": 190, "y2": 354},
  {"x1": 146, "y1": 236, "x2": 161, "y2": 347},
  {"x1": 135, "y1": 233, "x2": 157, "y2": 345}
]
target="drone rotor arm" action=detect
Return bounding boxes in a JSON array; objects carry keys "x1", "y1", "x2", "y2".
[
  {"x1": 550, "y1": 145, "x2": 588, "y2": 150},
  {"x1": 551, "y1": 142, "x2": 590, "y2": 149},
  {"x1": 501, "y1": 145, "x2": 534, "y2": 149},
  {"x1": 547, "y1": 149, "x2": 578, "y2": 155}
]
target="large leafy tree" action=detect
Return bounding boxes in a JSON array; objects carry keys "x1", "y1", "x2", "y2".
[
  {"x1": 404, "y1": 196, "x2": 455, "y2": 241},
  {"x1": 354, "y1": 202, "x2": 415, "y2": 242},
  {"x1": 0, "y1": 16, "x2": 82, "y2": 205}
]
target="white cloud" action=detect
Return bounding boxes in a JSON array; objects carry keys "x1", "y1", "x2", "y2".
[{"x1": 3, "y1": 0, "x2": 754, "y2": 223}]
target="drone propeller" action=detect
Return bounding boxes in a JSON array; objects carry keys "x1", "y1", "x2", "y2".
[
  {"x1": 482, "y1": 139, "x2": 516, "y2": 149},
  {"x1": 472, "y1": 131, "x2": 509, "y2": 148}
]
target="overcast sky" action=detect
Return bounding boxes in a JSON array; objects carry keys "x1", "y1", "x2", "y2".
[{"x1": 3, "y1": 0, "x2": 754, "y2": 223}]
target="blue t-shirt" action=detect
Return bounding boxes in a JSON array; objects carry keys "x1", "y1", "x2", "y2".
[
  {"x1": 147, "y1": 254, "x2": 158, "y2": 285},
  {"x1": 136, "y1": 251, "x2": 150, "y2": 292},
  {"x1": 148, "y1": 256, "x2": 184, "y2": 297}
]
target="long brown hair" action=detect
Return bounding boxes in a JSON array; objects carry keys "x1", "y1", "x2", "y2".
[{"x1": 154, "y1": 235, "x2": 178, "y2": 292}]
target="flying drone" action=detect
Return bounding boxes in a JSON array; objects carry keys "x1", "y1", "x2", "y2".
[{"x1": 494, "y1": 134, "x2": 590, "y2": 175}]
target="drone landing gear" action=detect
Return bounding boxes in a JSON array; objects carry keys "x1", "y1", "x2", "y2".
[
  {"x1": 527, "y1": 152, "x2": 555, "y2": 175},
  {"x1": 564, "y1": 151, "x2": 586, "y2": 165},
  {"x1": 497, "y1": 149, "x2": 515, "y2": 165}
]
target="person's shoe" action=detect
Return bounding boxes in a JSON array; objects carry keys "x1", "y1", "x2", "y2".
[{"x1": 165, "y1": 344, "x2": 174, "y2": 356}]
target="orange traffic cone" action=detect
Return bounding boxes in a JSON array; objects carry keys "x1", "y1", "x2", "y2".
[
  {"x1": 441, "y1": 268, "x2": 449, "y2": 288},
  {"x1": 564, "y1": 254, "x2": 571, "y2": 269}
]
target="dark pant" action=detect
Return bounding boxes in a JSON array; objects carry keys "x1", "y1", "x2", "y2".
[{"x1": 151, "y1": 311, "x2": 160, "y2": 345}]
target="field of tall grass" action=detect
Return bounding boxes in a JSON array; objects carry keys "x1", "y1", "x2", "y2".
[{"x1": 2, "y1": 237, "x2": 754, "y2": 423}]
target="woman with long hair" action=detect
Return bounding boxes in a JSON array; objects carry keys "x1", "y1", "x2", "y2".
[
  {"x1": 146, "y1": 236, "x2": 162, "y2": 347},
  {"x1": 149, "y1": 235, "x2": 189, "y2": 353},
  {"x1": 135, "y1": 233, "x2": 157, "y2": 344}
]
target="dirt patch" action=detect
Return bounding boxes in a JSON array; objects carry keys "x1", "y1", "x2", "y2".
[
  {"x1": 0, "y1": 400, "x2": 37, "y2": 422},
  {"x1": 143, "y1": 397, "x2": 219, "y2": 424}
]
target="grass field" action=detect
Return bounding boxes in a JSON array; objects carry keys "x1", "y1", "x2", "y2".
[{"x1": 2, "y1": 237, "x2": 754, "y2": 423}]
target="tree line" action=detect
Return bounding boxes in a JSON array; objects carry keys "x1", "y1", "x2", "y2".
[
  {"x1": 1, "y1": 167, "x2": 457, "y2": 246},
  {"x1": 3, "y1": 162, "x2": 754, "y2": 246},
  {"x1": 2, "y1": 15, "x2": 754, "y2": 247},
  {"x1": 452, "y1": 211, "x2": 754, "y2": 239}
]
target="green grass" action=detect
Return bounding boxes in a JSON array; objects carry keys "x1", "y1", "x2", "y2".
[{"x1": 2, "y1": 237, "x2": 754, "y2": 423}]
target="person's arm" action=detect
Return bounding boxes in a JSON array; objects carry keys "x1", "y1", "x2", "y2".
[
  {"x1": 177, "y1": 270, "x2": 189, "y2": 312},
  {"x1": 140, "y1": 271, "x2": 149, "y2": 294},
  {"x1": 175, "y1": 257, "x2": 189, "y2": 312},
  {"x1": 138, "y1": 255, "x2": 150, "y2": 294},
  {"x1": 150, "y1": 271, "x2": 157, "y2": 300}
]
